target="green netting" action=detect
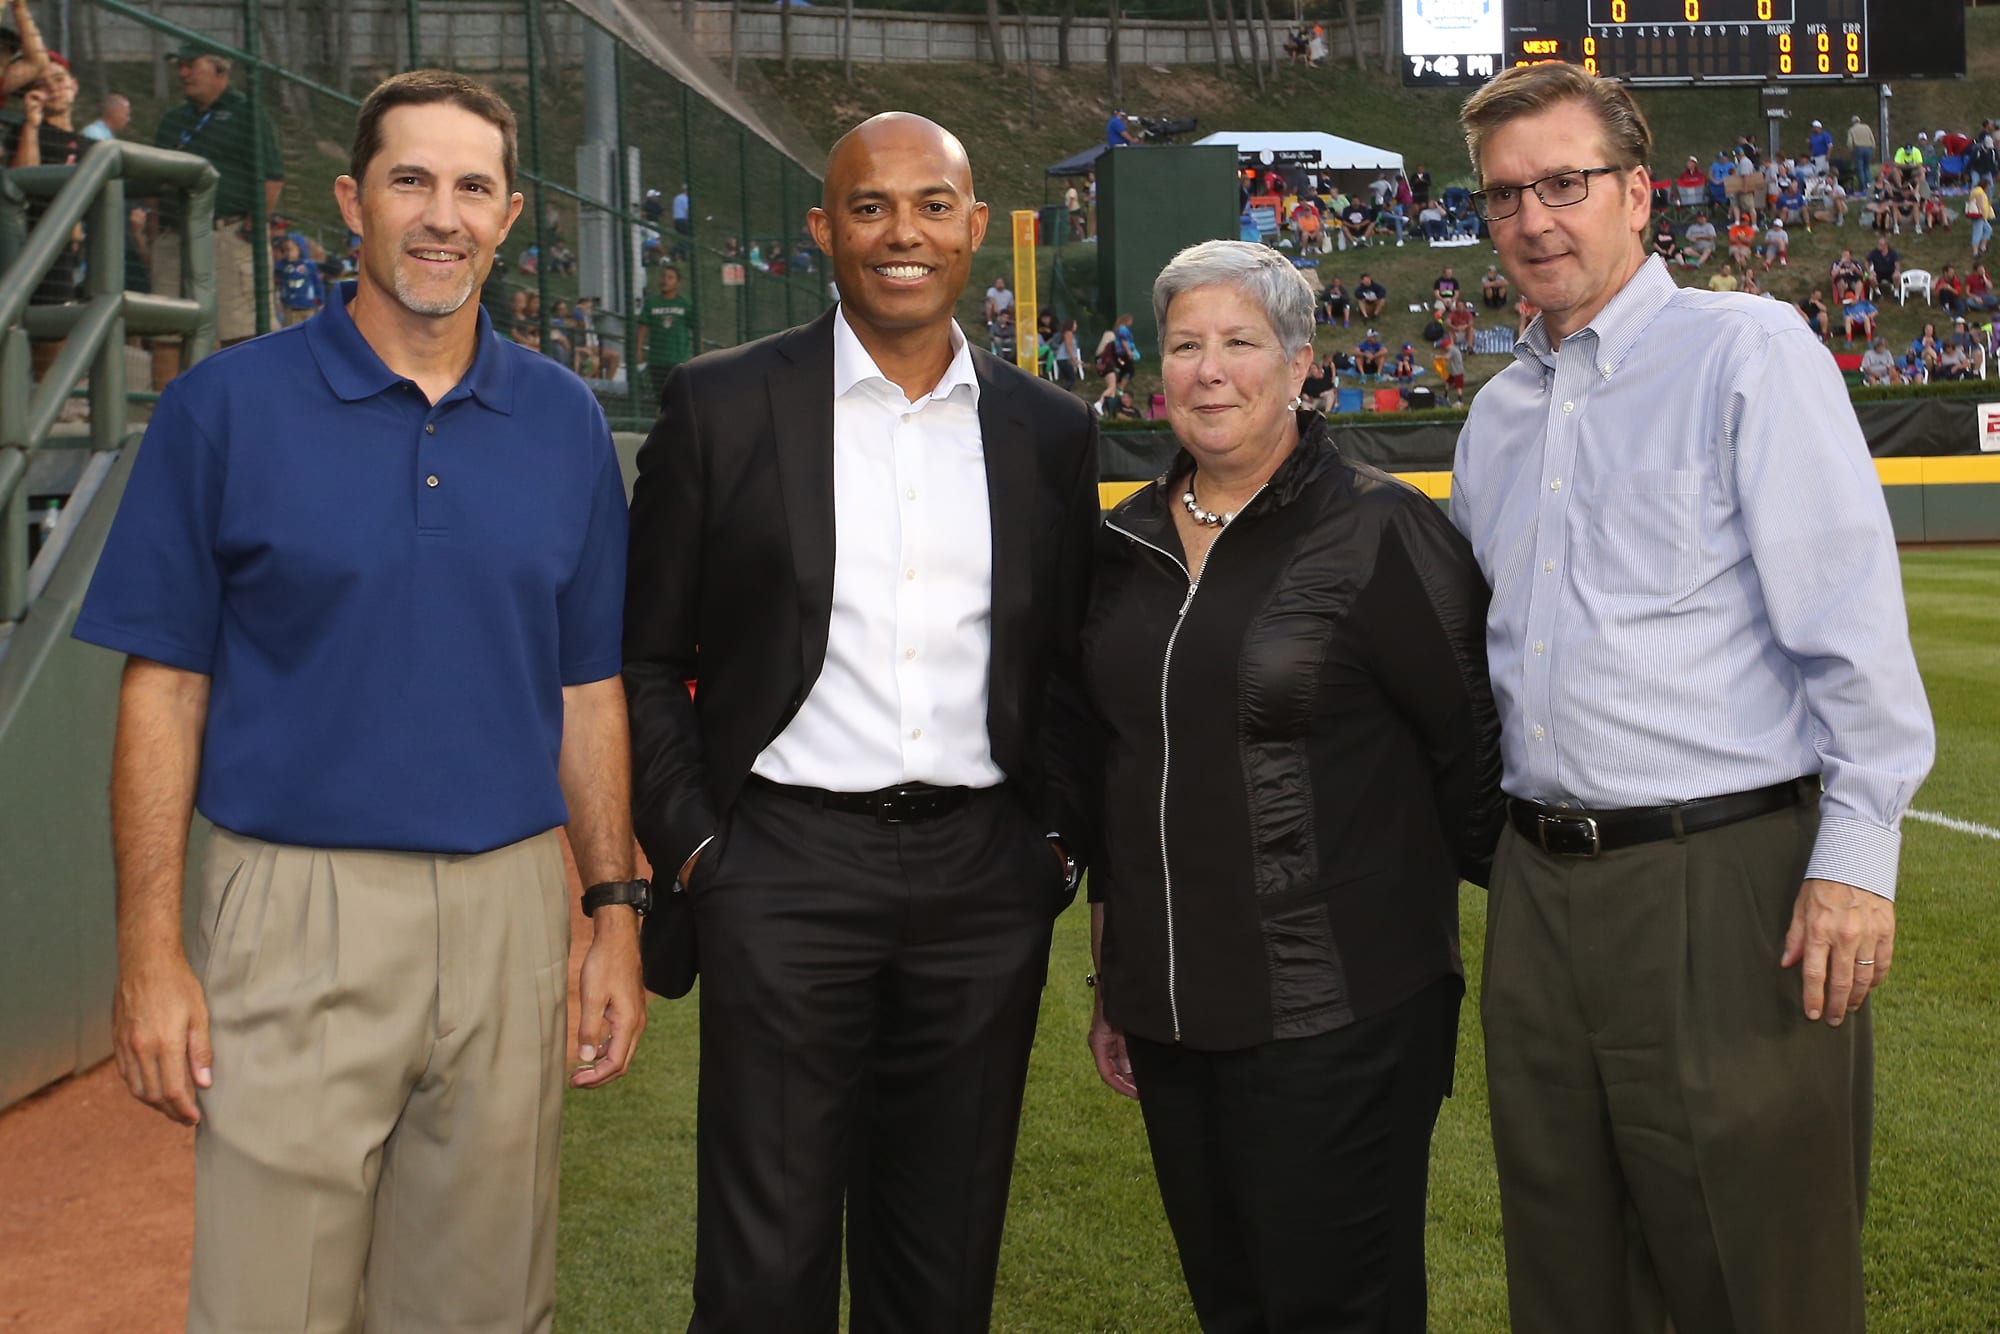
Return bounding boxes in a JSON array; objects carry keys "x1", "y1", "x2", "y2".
[{"x1": 59, "y1": 0, "x2": 829, "y2": 431}]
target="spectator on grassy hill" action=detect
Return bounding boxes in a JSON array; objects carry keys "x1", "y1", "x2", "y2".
[
  {"x1": 1445, "y1": 295, "x2": 1476, "y2": 347},
  {"x1": 1355, "y1": 272, "x2": 1387, "y2": 321},
  {"x1": 1893, "y1": 136, "x2": 1923, "y2": 182},
  {"x1": 1777, "y1": 180, "x2": 1807, "y2": 228},
  {"x1": 1841, "y1": 285, "x2": 1877, "y2": 344},
  {"x1": 1417, "y1": 199, "x2": 1448, "y2": 241},
  {"x1": 1097, "y1": 384, "x2": 1142, "y2": 419},
  {"x1": 1846, "y1": 115, "x2": 1875, "y2": 187},
  {"x1": 1867, "y1": 237, "x2": 1900, "y2": 293},
  {"x1": 1859, "y1": 336, "x2": 1897, "y2": 385},
  {"x1": 1442, "y1": 332, "x2": 1466, "y2": 406},
  {"x1": 1969, "y1": 126, "x2": 1998, "y2": 190},
  {"x1": 1096, "y1": 318, "x2": 1134, "y2": 396},
  {"x1": 1391, "y1": 342, "x2": 1418, "y2": 384},
  {"x1": 1708, "y1": 262, "x2": 1740, "y2": 293},
  {"x1": 1355, "y1": 327, "x2": 1386, "y2": 378},
  {"x1": 1968, "y1": 179, "x2": 1993, "y2": 260},
  {"x1": 572, "y1": 296, "x2": 617, "y2": 380},
  {"x1": 1675, "y1": 156, "x2": 1706, "y2": 204},
  {"x1": 1339, "y1": 197, "x2": 1376, "y2": 249},
  {"x1": 1320, "y1": 275, "x2": 1350, "y2": 327},
  {"x1": 1949, "y1": 316, "x2": 1985, "y2": 374},
  {"x1": 1652, "y1": 218, "x2": 1679, "y2": 266},
  {"x1": 1911, "y1": 321, "x2": 1944, "y2": 374},
  {"x1": 1966, "y1": 263, "x2": 1999, "y2": 313},
  {"x1": 1832, "y1": 247, "x2": 1869, "y2": 298},
  {"x1": 1737, "y1": 266, "x2": 1765, "y2": 298},
  {"x1": 1482, "y1": 264, "x2": 1509, "y2": 308},
  {"x1": 1301, "y1": 355, "x2": 1337, "y2": 412},
  {"x1": 1809, "y1": 119, "x2": 1833, "y2": 176},
  {"x1": 1433, "y1": 266, "x2": 1461, "y2": 308},
  {"x1": 1291, "y1": 196, "x2": 1328, "y2": 253},
  {"x1": 1805, "y1": 172, "x2": 1848, "y2": 228},
  {"x1": 1708, "y1": 148, "x2": 1733, "y2": 207},
  {"x1": 1935, "y1": 264, "x2": 1965, "y2": 318},
  {"x1": 1762, "y1": 216, "x2": 1790, "y2": 269},
  {"x1": 1374, "y1": 196, "x2": 1409, "y2": 246},
  {"x1": 1050, "y1": 317, "x2": 1082, "y2": 386},
  {"x1": 1936, "y1": 340, "x2": 1972, "y2": 382},
  {"x1": 1410, "y1": 164, "x2": 1432, "y2": 205},
  {"x1": 1682, "y1": 212, "x2": 1717, "y2": 266},
  {"x1": 989, "y1": 306, "x2": 1018, "y2": 362},
  {"x1": 1727, "y1": 212, "x2": 1757, "y2": 269},
  {"x1": 1799, "y1": 288, "x2": 1830, "y2": 340},
  {"x1": 984, "y1": 274, "x2": 1013, "y2": 323}
]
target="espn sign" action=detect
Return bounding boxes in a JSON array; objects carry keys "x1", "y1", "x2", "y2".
[{"x1": 1982, "y1": 402, "x2": 2000, "y2": 452}]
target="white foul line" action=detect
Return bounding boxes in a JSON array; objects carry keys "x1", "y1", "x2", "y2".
[{"x1": 1907, "y1": 809, "x2": 2000, "y2": 842}]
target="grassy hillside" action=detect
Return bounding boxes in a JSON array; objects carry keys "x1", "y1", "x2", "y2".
[{"x1": 757, "y1": 8, "x2": 2000, "y2": 403}]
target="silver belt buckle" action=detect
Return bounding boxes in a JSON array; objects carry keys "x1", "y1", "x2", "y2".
[{"x1": 1537, "y1": 812, "x2": 1601, "y2": 857}]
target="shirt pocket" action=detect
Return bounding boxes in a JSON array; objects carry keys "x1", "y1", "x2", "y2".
[{"x1": 1581, "y1": 469, "x2": 1702, "y2": 599}]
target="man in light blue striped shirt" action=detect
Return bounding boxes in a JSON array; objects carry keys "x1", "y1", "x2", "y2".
[{"x1": 1452, "y1": 64, "x2": 1935, "y2": 1334}]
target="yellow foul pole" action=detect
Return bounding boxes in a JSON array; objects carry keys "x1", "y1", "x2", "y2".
[{"x1": 1011, "y1": 210, "x2": 1039, "y2": 376}]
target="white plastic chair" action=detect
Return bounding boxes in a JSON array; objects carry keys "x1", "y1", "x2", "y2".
[{"x1": 1898, "y1": 269, "x2": 1933, "y2": 305}]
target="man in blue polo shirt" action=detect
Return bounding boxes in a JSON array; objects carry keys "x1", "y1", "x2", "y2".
[{"x1": 73, "y1": 70, "x2": 646, "y2": 1331}]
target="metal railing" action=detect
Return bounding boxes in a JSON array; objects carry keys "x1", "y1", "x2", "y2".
[{"x1": 0, "y1": 142, "x2": 218, "y2": 623}]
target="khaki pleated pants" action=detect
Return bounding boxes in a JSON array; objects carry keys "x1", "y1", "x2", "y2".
[{"x1": 186, "y1": 826, "x2": 572, "y2": 1334}]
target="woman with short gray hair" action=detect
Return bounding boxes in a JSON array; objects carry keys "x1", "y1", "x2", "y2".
[{"x1": 1078, "y1": 238, "x2": 1502, "y2": 1331}]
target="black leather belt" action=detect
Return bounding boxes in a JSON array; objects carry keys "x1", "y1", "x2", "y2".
[
  {"x1": 1507, "y1": 778, "x2": 1813, "y2": 857},
  {"x1": 747, "y1": 775, "x2": 974, "y2": 824}
]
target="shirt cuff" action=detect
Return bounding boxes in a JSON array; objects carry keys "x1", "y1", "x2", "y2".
[{"x1": 1803, "y1": 815, "x2": 1905, "y2": 902}]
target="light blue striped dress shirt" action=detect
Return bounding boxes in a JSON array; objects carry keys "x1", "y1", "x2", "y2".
[{"x1": 1451, "y1": 257, "x2": 1935, "y2": 899}]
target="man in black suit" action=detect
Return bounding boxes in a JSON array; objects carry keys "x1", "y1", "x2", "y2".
[{"x1": 623, "y1": 113, "x2": 1099, "y2": 1333}]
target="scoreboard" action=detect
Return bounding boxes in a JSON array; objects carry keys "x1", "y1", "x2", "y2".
[{"x1": 1402, "y1": 0, "x2": 1965, "y2": 86}]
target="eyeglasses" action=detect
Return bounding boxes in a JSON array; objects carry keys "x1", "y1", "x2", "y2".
[{"x1": 1472, "y1": 167, "x2": 1626, "y2": 222}]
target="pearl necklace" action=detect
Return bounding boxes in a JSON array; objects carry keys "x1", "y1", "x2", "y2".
[{"x1": 1182, "y1": 482, "x2": 1234, "y2": 528}]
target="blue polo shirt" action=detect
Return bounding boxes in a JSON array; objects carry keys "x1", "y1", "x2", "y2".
[{"x1": 73, "y1": 282, "x2": 627, "y2": 854}]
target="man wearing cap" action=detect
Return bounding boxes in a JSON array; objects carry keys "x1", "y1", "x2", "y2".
[
  {"x1": 1808, "y1": 119, "x2": 1833, "y2": 177},
  {"x1": 1107, "y1": 107, "x2": 1131, "y2": 149},
  {"x1": 149, "y1": 42, "x2": 285, "y2": 385},
  {"x1": 1846, "y1": 114, "x2": 1876, "y2": 187}
]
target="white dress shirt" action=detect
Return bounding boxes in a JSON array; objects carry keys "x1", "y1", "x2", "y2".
[
  {"x1": 1452, "y1": 258, "x2": 1934, "y2": 899},
  {"x1": 752, "y1": 306, "x2": 1004, "y2": 792}
]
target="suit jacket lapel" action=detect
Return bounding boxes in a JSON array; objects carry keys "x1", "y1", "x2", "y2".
[
  {"x1": 976, "y1": 350, "x2": 1035, "y2": 746},
  {"x1": 770, "y1": 308, "x2": 840, "y2": 692}
]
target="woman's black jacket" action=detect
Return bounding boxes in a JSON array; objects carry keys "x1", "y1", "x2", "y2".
[{"x1": 1081, "y1": 414, "x2": 1503, "y2": 1051}]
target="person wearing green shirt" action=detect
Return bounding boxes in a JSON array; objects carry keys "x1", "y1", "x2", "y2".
[
  {"x1": 149, "y1": 42, "x2": 284, "y2": 385},
  {"x1": 636, "y1": 264, "x2": 695, "y2": 411}
]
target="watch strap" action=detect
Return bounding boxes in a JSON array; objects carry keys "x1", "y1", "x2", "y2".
[{"x1": 581, "y1": 878, "x2": 652, "y2": 917}]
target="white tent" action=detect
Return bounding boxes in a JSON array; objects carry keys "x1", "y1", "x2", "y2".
[{"x1": 1193, "y1": 130, "x2": 1404, "y2": 174}]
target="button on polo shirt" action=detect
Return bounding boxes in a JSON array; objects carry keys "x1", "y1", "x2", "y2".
[{"x1": 74, "y1": 281, "x2": 628, "y2": 854}]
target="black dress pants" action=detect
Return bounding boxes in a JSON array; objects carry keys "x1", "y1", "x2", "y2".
[
  {"x1": 686, "y1": 781, "x2": 1062, "y2": 1334},
  {"x1": 1126, "y1": 977, "x2": 1461, "y2": 1334}
]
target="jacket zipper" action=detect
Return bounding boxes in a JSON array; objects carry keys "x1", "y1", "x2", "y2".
[{"x1": 1106, "y1": 499, "x2": 1258, "y2": 1043}]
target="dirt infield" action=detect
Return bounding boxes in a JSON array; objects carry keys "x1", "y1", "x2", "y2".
[{"x1": 0, "y1": 847, "x2": 602, "y2": 1332}]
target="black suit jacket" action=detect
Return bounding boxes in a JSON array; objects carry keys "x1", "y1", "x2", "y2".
[{"x1": 624, "y1": 308, "x2": 1100, "y2": 989}]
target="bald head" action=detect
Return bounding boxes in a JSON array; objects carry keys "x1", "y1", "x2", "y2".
[
  {"x1": 807, "y1": 111, "x2": 987, "y2": 348},
  {"x1": 821, "y1": 113, "x2": 974, "y2": 215}
]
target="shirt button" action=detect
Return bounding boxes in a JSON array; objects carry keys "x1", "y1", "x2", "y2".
[
  {"x1": 1543, "y1": 559, "x2": 1554, "y2": 572},
  {"x1": 906, "y1": 489, "x2": 917, "y2": 501},
  {"x1": 425, "y1": 423, "x2": 436, "y2": 434},
  {"x1": 1534, "y1": 641, "x2": 1545, "y2": 654},
  {"x1": 904, "y1": 568, "x2": 917, "y2": 581},
  {"x1": 910, "y1": 727, "x2": 922, "y2": 740},
  {"x1": 1550, "y1": 478, "x2": 1562, "y2": 491},
  {"x1": 904, "y1": 647, "x2": 917, "y2": 660},
  {"x1": 425, "y1": 474, "x2": 440, "y2": 488},
  {"x1": 1533, "y1": 724, "x2": 1546, "y2": 740},
  {"x1": 1561, "y1": 400, "x2": 1575, "y2": 413},
  {"x1": 1601, "y1": 363, "x2": 1614, "y2": 376}
]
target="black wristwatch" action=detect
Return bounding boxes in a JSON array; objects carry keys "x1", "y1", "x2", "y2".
[
  {"x1": 581, "y1": 878, "x2": 652, "y2": 917},
  {"x1": 1050, "y1": 838, "x2": 1080, "y2": 893}
]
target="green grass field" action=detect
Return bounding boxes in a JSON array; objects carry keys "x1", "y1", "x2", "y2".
[{"x1": 556, "y1": 548, "x2": 2000, "y2": 1332}]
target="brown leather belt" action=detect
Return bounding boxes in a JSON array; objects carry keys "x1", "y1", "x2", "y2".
[{"x1": 1507, "y1": 778, "x2": 1814, "y2": 857}]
